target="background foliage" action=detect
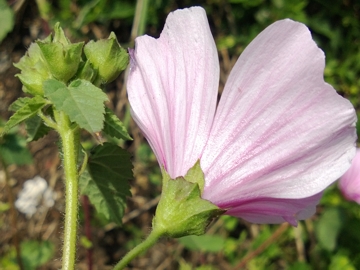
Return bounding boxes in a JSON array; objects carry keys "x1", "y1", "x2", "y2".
[{"x1": 0, "y1": 0, "x2": 359, "y2": 269}]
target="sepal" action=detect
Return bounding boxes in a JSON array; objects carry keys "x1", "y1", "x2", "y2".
[
  {"x1": 152, "y1": 164, "x2": 225, "y2": 238},
  {"x1": 75, "y1": 59, "x2": 97, "y2": 82}
]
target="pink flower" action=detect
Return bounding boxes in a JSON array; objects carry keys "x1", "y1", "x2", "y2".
[
  {"x1": 339, "y1": 148, "x2": 360, "y2": 204},
  {"x1": 127, "y1": 7, "x2": 357, "y2": 225}
]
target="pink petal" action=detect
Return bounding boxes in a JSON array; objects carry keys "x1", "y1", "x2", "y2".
[
  {"x1": 224, "y1": 193, "x2": 322, "y2": 226},
  {"x1": 339, "y1": 148, "x2": 360, "y2": 204},
  {"x1": 127, "y1": 7, "x2": 219, "y2": 178},
  {"x1": 201, "y1": 20, "x2": 357, "y2": 208}
]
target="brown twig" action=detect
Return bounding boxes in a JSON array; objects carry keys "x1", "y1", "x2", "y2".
[{"x1": 235, "y1": 222, "x2": 290, "y2": 269}]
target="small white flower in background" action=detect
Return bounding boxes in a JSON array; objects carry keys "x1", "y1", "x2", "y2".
[{"x1": 15, "y1": 176, "x2": 55, "y2": 218}]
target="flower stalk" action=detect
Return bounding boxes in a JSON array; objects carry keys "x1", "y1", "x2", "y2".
[
  {"x1": 113, "y1": 228, "x2": 164, "y2": 270},
  {"x1": 113, "y1": 163, "x2": 223, "y2": 269}
]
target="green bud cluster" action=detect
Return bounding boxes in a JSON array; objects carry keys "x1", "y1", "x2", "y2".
[{"x1": 14, "y1": 23, "x2": 129, "y2": 96}]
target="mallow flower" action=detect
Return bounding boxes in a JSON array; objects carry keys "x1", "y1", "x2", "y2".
[
  {"x1": 339, "y1": 148, "x2": 360, "y2": 204},
  {"x1": 127, "y1": 7, "x2": 357, "y2": 226}
]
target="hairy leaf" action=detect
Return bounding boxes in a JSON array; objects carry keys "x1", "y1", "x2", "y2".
[
  {"x1": 43, "y1": 79, "x2": 108, "y2": 133},
  {"x1": 9, "y1": 97, "x2": 32, "y2": 111},
  {"x1": 103, "y1": 107, "x2": 132, "y2": 140},
  {"x1": 79, "y1": 143, "x2": 133, "y2": 225},
  {"x1": 2, "y1": 96, "x2": 47, "y2": 136},
  {"x1": 25, "y1": 115, "x2": 52, "y2": 141}
]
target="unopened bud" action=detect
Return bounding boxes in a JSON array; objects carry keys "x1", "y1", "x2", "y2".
[
  {"x1": 36, "y1": 23, "x2": 84, "y2": 82},
  {"x1": 84, "y1": 32, "x2": 129, "y2": 86},
  {"x1": 14, "y1": 42, "x2": 51, "y2": 96},
  {"x1": 75, "y1": 60, "x2": 97, "y2": 82}
]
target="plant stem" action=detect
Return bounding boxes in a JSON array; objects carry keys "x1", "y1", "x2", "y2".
[
  {"x1": 113, "y1": 228, "x2": 164, "y2": 270},
  {"x1": 130, "y1": 0, "x2": 149, "y2": 41},
  {"x1": 55, "y1": 110, "x2": 80, "y2": 270},
  {"x1": 38, "y1": 109, "x2": 58, "y2": 130}
]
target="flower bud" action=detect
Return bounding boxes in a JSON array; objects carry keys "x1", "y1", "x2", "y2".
[
  {"x1": 36, "y1": 23, "x2": 84, "y2": 82},
  {"x1": 75, "y1": 60, "x2": 97, "y2": 82},
  {"x1": 84, "y1": 32, "x2": 129, "y2": 86},
  {"x1": 14, "y1": 42, "x2": 51, "y2": 96}
]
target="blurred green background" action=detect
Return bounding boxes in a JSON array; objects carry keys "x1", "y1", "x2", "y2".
[{"x1": 0, "y1": 0, "x2": 359, "y2": 269}]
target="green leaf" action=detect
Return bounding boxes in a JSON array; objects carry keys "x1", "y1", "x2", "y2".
[
  {"x1": 315, "y1": 207, "x2": 344, "y2": 251},
  {"x1": 10, "y1": 98, "x2": 52, "y2": 141},
  {"x1": 20, "y1": 240, "x2": 54, "y2": 270},
  {"x1": 43, "y1": 79, "x2": 108, "y2": 133},
  {"x1": 25, "y1": 115, "x2": 52, "y2": 141},
  {"x1": 178, "y1": 234, "x2": 225, "y2": 253},
  {"x1": 8, "y1": 97, "x2": 32, "y2": 111},
  {"x1": 0, "y1": 0, "x2": 14, "y2": 43},
  {"x1": 0, "y1": 133, "x2": 33, "y2": 166},
  {"x1": 79, "y1": 142, "x2": 133, "y2": 225},
  {"x1": 1, "y1": 96, "x2": 47, "y2": 136},
  {"x1": 103, "y1": 107, "x2": 132, "y2": 140}
]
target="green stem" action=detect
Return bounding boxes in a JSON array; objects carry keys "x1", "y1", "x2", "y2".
[
  {"x1": 38, "y1": 109, "x2": 58, "y2": 130},
  {"x1": 130, "y1": 0, "x2": 149, "y2": 41},
  {"x1": 113, "y1": 228, "x2": 164, "y2": 270},
  {"x1": 55, "y1": 110, "x2": 80, "y2": 270}
]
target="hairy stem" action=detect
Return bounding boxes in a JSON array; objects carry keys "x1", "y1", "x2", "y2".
[
  {"x1": 55, "y1": 110, "x2": 80, "y2": 270},
  {"x1": 38, "y1": 109, "x2": 58, "y2": 130}
]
